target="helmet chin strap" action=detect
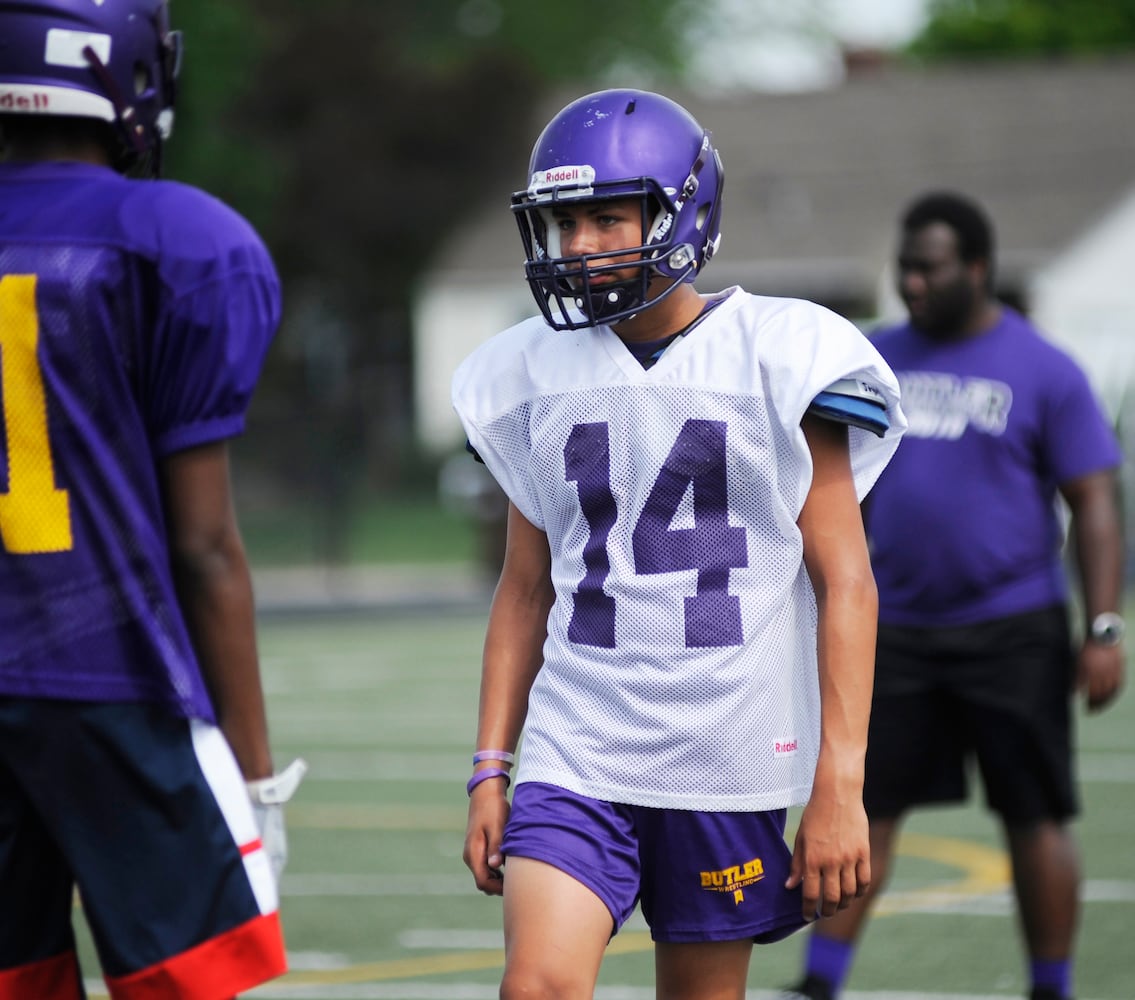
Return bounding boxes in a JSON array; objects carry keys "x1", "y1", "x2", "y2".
[
  {"x1": 572, "y1": 263, "x2": 698, "y2": 327},
  {"x1": 573, "y1": 277, "x2": 645, "y2": 323}
]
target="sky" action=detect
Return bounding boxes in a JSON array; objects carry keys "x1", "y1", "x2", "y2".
[
  {"x1": 832, "y1": 0, "x2": 929, "y2": 48},
  {"x1": 691, "y1": 0, "x2": 931, "y2": 93}
]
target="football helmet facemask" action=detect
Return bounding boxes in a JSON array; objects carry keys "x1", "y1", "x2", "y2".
[
  {"x1": 0, "y1": 0, "x2": 181, "y2": 175},
  {"x1": 512, "y1": 89, "x2": 724, "y2": 330}
]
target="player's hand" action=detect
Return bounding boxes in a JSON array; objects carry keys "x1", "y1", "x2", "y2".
[
  {"x1": 463, "y1": 781, "x2": 510, "y2": 896},
  {"x1": 1077, "y1": 641, "x2": 1125, "y2": 712},
  {"x1": 785, "y1": 793, "x2": 871, "y2": 921},
  {"x1": 246, "y1": 758, "x2": 308, "y2": 883}
]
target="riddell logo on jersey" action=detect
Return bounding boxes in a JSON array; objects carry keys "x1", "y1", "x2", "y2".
[
  {"x1": 0, "y1": 91, "x2": 50, "y2": 111},
  {"x1": 773, "y1": 739, "x2": 798, "y2": 756}
]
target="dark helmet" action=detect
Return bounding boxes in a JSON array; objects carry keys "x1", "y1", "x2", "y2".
[{"x1": 0, "y1": 0, "x2": 182, "y2": 173}]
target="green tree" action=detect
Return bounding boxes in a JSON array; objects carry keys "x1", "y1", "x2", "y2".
[
  {"x1": 166, "y1": 0, "x2": 702, "y2": 561},
  {"x1": 162, "y1": 2, "x2": 272, "y2": 214},
  {"x1": 909, "y1": 0, "x2": 1135, "y2": 58}
]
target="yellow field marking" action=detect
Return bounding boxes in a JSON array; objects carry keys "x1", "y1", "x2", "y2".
[
  {"x1": 876, "y1": 832, "x2": 1010, "y2": 916},
  {"x1": 281, "y1": 947, "x2": 510, "y2": 986},
  {"x1": 272, "y1": 830, "x2": 1011, "y2": 988}
]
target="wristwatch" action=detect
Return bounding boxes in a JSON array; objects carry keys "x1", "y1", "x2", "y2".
[{"x1": 1089, "y1": 612, "x2": 1126, "y2": 647}]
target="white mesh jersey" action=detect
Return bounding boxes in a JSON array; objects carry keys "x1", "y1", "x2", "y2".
[{"x1": 452, "y1": 287, "x2": 905, "y2": 811}]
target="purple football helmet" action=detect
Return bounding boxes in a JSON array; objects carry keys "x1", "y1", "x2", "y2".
[
  {"x1": 512, "y1": 89, "x2": 724, "y2": 330},
  {"x1": 0, "y1": 0, "x2": 181, "y2": 172}
]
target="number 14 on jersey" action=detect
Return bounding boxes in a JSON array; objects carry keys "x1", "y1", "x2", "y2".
[{"x1": 565, "y1": 418, "x2": 748, "y2": 650}]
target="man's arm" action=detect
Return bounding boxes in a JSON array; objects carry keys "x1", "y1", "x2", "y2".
[
  {"x1": 159, "y1": 440, "x2": 272, "y2": 780},
  {"x1": 463, "y1": 501, "x2": 555, "y2": 896},
  {"x1": 1061, "y1": 468, "x2": 1126, "y2": 711},
  {"x1": 787, "y1": 415, "x2": 877, "y2": 920}
]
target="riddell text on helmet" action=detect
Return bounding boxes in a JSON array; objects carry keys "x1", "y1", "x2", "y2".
[
  {"x1": 0, "y1": 90, "x2": 50, "y2": 111},
  {"x1": 532, "y1": 165, "x2": 596, "y2": 186},
  {"x1": 541, "y1": 167, "x2": 583, "y2": 183}
]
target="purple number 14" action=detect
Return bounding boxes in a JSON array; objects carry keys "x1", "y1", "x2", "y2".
[{"x1": 564, "y1": 419, "x2": 748, "y2": 649}]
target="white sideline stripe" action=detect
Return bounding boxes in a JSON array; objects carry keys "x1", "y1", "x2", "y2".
[
  {"x1": 1083, "y1": 878, "x2": 1135, "y2": 902},
  {"x1": 283, "y1": 873, "x2": 472, "y2": 896},
  {"x1": 882, "y1": 878, "x2": 1135, "y2": 914},
  {"x1": 278, "y1": 751, "x2": 469, "y2": 781},
  {"x1": 287, "y1": 950, "x2": 358, "y2": 969},
  {"x1": 1078, "y1": 751, "x2": 1135, "y2": 782},
  {"x1": 394, "y1": 912, "x2": 648, "y2": 951},
  {"x1": 399, "y1": 930, "x2": 503, "y2": 950}
]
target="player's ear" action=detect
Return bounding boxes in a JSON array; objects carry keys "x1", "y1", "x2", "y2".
[{"x1": 969, "y1": 255, "x2": 993, "y2": 291}]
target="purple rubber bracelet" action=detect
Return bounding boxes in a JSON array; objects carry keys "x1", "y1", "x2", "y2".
[
  {"x1": 472, "y1": 750, "x2": 515, "y2": 765},
  {"x1": 466, "y1": 767, "x2": 511, "y2": 796}
]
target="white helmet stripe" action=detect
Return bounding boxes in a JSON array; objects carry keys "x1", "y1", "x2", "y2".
[{"x1": 0, "y1": 83, "x2": 114, "y2": 120}]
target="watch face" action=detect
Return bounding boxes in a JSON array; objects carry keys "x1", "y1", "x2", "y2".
[{"x1": 1091, "y1": 613, "x2": 1126, "y2": 646}]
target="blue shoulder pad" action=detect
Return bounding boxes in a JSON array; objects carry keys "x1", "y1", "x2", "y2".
[{"x1": 807, "y1": 379, "x2": 890, "y2": 438}]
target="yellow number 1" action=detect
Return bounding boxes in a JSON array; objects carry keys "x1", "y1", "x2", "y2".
[{"x1": 0, "y1": 274, "x2": 73, "y2": 553}]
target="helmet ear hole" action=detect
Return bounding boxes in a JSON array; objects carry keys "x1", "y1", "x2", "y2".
[{"x1": 134, "y1": 64, "x2": 151, "y2": 97}]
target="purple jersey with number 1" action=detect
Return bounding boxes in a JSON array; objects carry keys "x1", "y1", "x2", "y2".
[
  {"x1": 866, "y1": 307, "x2": 1121, "y2": 627},
  {"x1": 0, "y1": 161, "x2": 279, "y2": 720}
]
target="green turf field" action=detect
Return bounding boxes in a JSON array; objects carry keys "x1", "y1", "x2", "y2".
[{"x1": 79, "y1": 600, "x2": 1133, "y2": 999}]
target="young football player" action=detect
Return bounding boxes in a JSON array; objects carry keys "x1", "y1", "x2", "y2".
[
  {"x1": 0, "y1": 2, "x2": 303, "y2": 997},
  {"x1": 454, "y1": 88, "x2": 906, "y2": 999}
]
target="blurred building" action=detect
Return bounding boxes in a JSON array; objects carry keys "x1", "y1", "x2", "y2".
[{"x1": 414, "y1": 55, "x2": 1135, "y2": 452}]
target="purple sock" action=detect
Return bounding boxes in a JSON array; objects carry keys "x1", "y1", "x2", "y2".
[
  {"x1": 804, "y1": 933, "x2": 855, "y2": 994},
  {"x1": 1030, "y1": 957, "x2": 1071, "y2": 998}
]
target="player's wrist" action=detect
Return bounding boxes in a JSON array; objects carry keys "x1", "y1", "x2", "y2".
[
  {"x1": 246, "y1": 758, "x2": 308, "y2": 805},
  {"x1": 467, "y1": 767, "x2": 511, "y2": 796},
  {"x1": 472, "y1": 749, "x2": 515, "y2": 765},
  {"x1": 470, "y1": 749, "x2": 515, "y2": 780},
  {"x1": 1088, "y1": 612, "x2": 1125, "y2": 648}
]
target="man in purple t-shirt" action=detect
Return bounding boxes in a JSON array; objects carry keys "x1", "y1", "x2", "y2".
[
  {"x1": 787, "y1": 192, "x2": 1125, "y2": 1000},
  {"x1": 0, "y1": 2, "x2": 303, "y2": 997}
]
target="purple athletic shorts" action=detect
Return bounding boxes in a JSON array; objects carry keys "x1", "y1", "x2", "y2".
[{"x1": 501, "y1": 781, "x2": 807, "y2": 944}]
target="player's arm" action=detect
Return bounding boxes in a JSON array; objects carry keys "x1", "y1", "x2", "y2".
[
  {"x1": 1061, "y1": 468, "x2": 1126, "y2": 711},
  {"x1": 463, "y1": 501, "x2": 554, "y2": 896},
  {"x1": 159, "y1": 440, "x2": 273, "y2": 781},
  {"x1": 787, "y1": 414, "x2": 876, "y2": 920}
]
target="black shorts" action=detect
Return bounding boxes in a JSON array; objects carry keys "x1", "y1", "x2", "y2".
[{"x1": 864, "y1": 606, "x2": 1078, "y2": 824}]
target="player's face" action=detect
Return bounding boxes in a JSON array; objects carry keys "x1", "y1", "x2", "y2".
[
  {"x1": 552, "y1": 198, "x2": 645, "y2": 287},
  {"x1": 897, "y1": 222, "x2": 983, "y2": 338}
]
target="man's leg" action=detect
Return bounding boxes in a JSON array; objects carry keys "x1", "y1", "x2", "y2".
[
  {"x1": 1005, "y1": 819, "x2": 1080, "y2": 1000},
  {"x1": 784, "y1": 816, "x2": 902, "y2": 1000}
]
